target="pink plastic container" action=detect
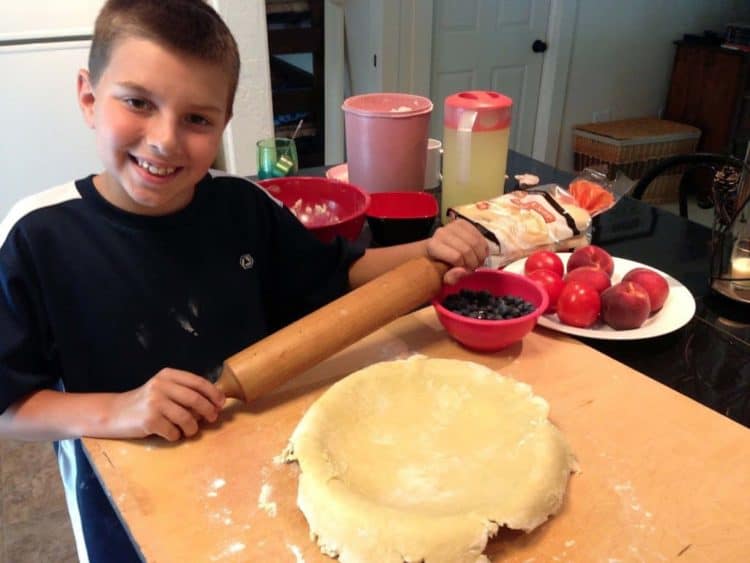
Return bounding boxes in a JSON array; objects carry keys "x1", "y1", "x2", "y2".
[{"x1": 342, "y1": 93, "x2": 433, "y2": 193}]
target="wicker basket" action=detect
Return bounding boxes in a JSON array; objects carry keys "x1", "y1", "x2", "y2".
[{"x1": 573, "y1": 118, "x2": 701, "y2": 204}]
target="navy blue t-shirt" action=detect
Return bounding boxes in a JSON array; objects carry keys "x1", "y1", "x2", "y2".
[{"x1": 0, "y1": 172, "x2": 364, "y2": 562}]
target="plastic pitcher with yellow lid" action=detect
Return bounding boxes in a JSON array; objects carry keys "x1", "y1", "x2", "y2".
[{"x1": 441, "y1": 91, "x2": 512, "y2": 222}]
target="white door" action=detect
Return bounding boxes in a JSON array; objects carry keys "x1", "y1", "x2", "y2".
[
  {"x1": 429, "y1": 0, "x2": 550, "y2": 154},
  {"x1": 0, "y1": 40, "x2": 101, "y2": 216}
]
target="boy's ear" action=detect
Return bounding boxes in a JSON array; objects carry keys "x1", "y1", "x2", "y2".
[{"x1": 77, "y1": 69, "x2": 96, "y2": 128}]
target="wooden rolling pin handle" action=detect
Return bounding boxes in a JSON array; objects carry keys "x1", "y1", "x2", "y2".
[
  {"x1": 214, "y1": 365, "x2": 246, "y2": 402},
  {"x1": 214, "y1": 256, "x2": 449, "y2": 403}
]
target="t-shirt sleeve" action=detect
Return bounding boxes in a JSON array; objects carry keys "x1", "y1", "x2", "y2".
[
  {"x1": 0, "y1": 227, "x2": 58, "y2": 414},
  {"x1": 254, "y1": 187, "x2": 366, "y2": 331}
]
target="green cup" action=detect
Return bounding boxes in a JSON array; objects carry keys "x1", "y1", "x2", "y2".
[{"x1": 257, "y1": 137, "x2": 299, "y2": 179}]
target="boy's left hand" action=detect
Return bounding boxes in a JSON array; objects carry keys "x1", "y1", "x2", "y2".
[{"x1": 426, "y1": 219, "x2": 489, "y2": 284}]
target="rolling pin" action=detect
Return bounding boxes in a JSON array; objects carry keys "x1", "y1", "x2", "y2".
[{"x1": 214, "y1": 256, "x2": 449, "y2": 403}]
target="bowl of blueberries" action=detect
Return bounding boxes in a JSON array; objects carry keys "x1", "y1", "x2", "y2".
[{"x1": 432, "y1": 269, "x2": 548, "y2": 352}]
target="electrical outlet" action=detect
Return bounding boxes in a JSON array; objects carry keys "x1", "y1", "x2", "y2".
[{"x1": 593, "y1": 109, "x2": 611, "y2": 123}]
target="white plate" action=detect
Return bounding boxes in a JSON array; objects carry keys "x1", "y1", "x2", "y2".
[{"x1": 503, "y1": 253, "x2": 696, "y2": 340}]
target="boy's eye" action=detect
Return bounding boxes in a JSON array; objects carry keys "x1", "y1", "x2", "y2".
[
  {"x1": 124, "y1": 98, "x2": 151, "y2": 111},
  {"x1": 186, "y1": 114, "x2": 211, "y2": 126}
]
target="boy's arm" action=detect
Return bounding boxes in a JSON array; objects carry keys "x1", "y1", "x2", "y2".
[
  {"x1": 0, "y1": 368, "x2": 225, "y2": 442},
  {"x1": 348, "y1": 219, "x2": 488, "y2": 289}
]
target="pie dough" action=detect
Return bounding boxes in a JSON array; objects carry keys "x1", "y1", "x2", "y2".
[{"x1": 285, "y1": 357, "x2": 577, "y2": 563}]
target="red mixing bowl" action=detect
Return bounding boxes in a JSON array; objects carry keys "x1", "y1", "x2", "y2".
[
  {"x1": 432, "y1": 269, "x2": 548, "y2": 352},
  {"x1": 259, "y1": 177, "x2": 371, "y2": 243},
  {"x1": 366, "y1": 191, "x2": 439, "y2": 246}
]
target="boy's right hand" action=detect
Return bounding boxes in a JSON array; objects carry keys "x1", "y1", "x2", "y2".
[{"x1": 109, "y1": 368, "x2": 226, "y2": 441}]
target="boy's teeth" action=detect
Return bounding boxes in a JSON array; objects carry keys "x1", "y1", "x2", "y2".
[{"x1": 136, "y1": 158, "x2": 176, "y2": 176}]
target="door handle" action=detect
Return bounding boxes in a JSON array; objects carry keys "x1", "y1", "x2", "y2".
[{"x1": 532, "y1": 39, "x2": 548, "y2": 53}]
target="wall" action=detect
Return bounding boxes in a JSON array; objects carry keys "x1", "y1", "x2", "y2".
[
  {"x1": 555, "y1": 0, "x2": 744, "y2": 171},
  {"x1": 210, "y1": 0, "x2": 274, "y2": 175}
]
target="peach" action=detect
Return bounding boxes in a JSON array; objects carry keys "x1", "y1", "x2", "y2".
[
  {"x1": 564, "y1": 266, "x2": 612, "y2": 294},
  {"x1": 601, "y1": 282, "x2": 651, "y2": 330},
  {"x1": 567, "y1": 245, "x2": 614, "y2": 277},
  {"x1": 622, "y1": 268, "x2": 669, "y2": 313}
]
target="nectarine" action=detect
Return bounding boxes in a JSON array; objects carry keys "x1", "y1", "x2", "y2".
[
  {"x1": 564, "y1": 266, "x2": 612, "y2": 294},
  {"x1": 601, "y1": 282, "x2": 651, "y2": 330},
  {"x1": 622, "y1": 267, "x2": 669, "y2": 313},
  {"x1": 567, "y1": 245, "x2": 614, "y2": 277}
]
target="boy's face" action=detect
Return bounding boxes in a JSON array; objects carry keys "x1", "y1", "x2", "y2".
[{"x1": 78, "y1": 37, "x2": 231, "y2": 215}]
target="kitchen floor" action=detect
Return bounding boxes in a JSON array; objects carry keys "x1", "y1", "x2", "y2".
[{"x1": 0, "y1": 440, "x2": 77, "y2": 563}]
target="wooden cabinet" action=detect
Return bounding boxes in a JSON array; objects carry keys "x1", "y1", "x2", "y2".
[
  {"x1": 664, "y1": 42, "x2": 750, "y2": 158},
  {"x1": 266, "y1": 0, "x2": 325, "y2": 167}
]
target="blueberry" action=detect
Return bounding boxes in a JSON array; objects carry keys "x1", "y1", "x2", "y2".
[{"x1": 441, "y1": 289, "x2": 535, "y2": 320}]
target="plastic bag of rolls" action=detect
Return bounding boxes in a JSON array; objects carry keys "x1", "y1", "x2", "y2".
[{"x1": 448, "y1": 187, "x2": 589, "y2": 268}]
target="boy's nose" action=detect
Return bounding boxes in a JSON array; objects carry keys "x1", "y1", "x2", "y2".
[{"x1": 146, "y1": 116, "x2": 180, "y2": 156}]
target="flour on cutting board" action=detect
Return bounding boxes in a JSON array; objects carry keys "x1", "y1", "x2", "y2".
[
  {"x1": 546, "y1": 538, "x2": 578, "y2": 561},
  {"x1": 582, "y1": 432, "x2": 667, "y2": 561},
  {"x1": 207, "y1": 477, "x2": 226, "y2": 497},
  {"x1": 287, "y1": 543, "x2": 305, "y2": 562},
  {"x1": 209, "y1": 541, "x2": 246, "y2": 561},
  {"x1": 258, "y1": 483, "x2": 277, "y2": 517},
  {"x1": 608, "y1": 479, "x2": 667, "y2": 561},
  {"x1": 208, "y1": 506, "x2": 234, "y2": 525},
  {"x1": 613, "y1": 480, "x2": 656, "y2": 528}
]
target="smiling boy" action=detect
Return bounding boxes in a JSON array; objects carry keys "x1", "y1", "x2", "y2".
[{"x1": 0, "y1": 1, "x2": 488, "y2": 561}]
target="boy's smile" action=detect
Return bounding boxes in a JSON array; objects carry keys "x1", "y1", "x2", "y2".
[{"x1": 78, "y1": 37, "x2": 231, "y2": 215}]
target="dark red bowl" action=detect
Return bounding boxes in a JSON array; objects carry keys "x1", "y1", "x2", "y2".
[
  {"x1": 432, "y1": 269, "x2": 548, "y2": 352},
  {"x1": 366, "y1": 191, "x2": 438, "y2": 246},
  {"x1": 259, "y1": 177, "x2": 370, "y2": 243}
]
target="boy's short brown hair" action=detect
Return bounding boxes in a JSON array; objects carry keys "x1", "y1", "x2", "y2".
[{"x1": 89, "y1": 0, "x2": 241, "y2": 115}]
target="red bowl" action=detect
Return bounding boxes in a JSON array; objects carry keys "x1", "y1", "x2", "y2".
[
  {"x1": 432, "y1": 269, "x2": 548, "y2": 352},
  {"x1": 259, "y1": 177, "x2": 370, "y2": 243},
  {"x1": 366, "y1": 191, "x2": 439, "y2": 246}
]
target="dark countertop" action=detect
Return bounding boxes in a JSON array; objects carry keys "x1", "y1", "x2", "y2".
[{"x1": 299, "y1": 151, "x2": 750, "y2": 427}]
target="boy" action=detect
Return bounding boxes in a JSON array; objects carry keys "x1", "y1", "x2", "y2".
[{"x1": 0, "y1": 1, "x2": 488, "y2": 561}]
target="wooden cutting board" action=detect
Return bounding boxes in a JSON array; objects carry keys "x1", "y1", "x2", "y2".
[{"x1": 83, "y1": 308, "x2": 750, "y2": 562}]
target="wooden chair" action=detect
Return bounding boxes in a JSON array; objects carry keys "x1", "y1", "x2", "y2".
[{"x1": 630, "y1": 152, "x2": 746, "y2": 218}]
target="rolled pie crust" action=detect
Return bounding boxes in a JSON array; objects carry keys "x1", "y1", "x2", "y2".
[{"x1": 285, "y1": 357, "x2": 577, "y2": 563}]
